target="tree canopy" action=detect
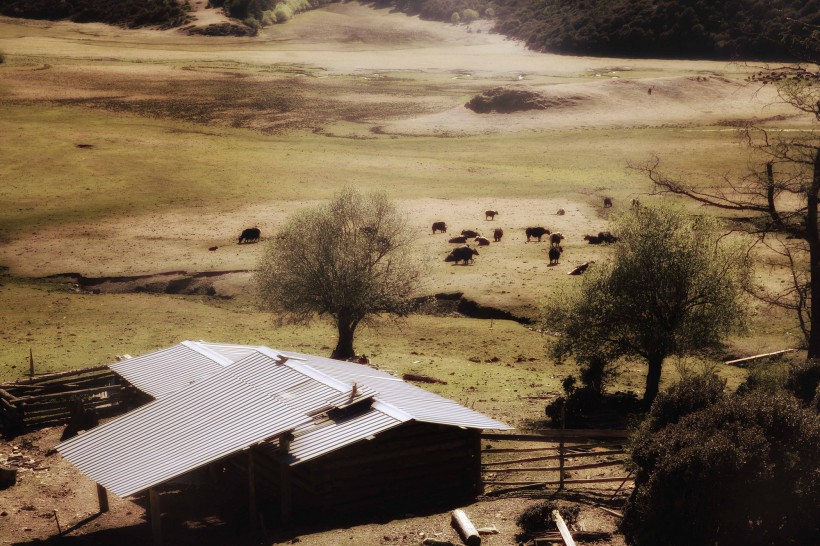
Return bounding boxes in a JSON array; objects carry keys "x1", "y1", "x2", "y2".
[
  {"x1": 544, "y1": 205, "x2": 750, "y2": 405},
  {"x1": 255, "y1": 188, "x2": 423, "y2": 360}
]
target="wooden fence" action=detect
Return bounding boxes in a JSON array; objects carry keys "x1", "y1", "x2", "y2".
[
  {"x1": 480, "y1": 429, "x2": 632, "y2": 496},
  {"x1": 0, "y1": 365, "x2": 141, "y2": 434}
]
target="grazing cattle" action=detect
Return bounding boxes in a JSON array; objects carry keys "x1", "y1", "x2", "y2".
[
  {"x1": 550, "y1": 232, "x2": 565, "y2": 247},
  {"x1": 208, "y1": 246, "x2": 218, "y2": 252},
  {"x1": 448, "y1": 236, "x2": 468, "y2": 244},
  {"x1": 556, "y1": 209, "x2": 565, "y2": 215},
  {"x1": 584, "y1": 234, "x2": 602, "y2": 244},
  {"x1": 238, "y1": 227, "x2": 261, "y2": 244},
  {"x1": 603, "y1": 197, "x2": 613, "y2": 208},
  {"x1": 461, "y1": 229, "x2": 480, "y2": 238},
  {"x1": 548, "y1": 246, "x2": 562, "y2": 265},
  {"x1": 598, "y1": 231, "x2": 618, "y2": 244},
  {"x1": 493, "y1": 228, "x2": 503, "y2": 242},
  {"x1": 432, "y1": 221, "x2": 447, "y2": 234},
  {"x1": 569, "y1": 261, "x2": 594, "y2": 275},
  {"x1": 525, "y1": 227, "x2": 551, "y2": 242},
  {"x1": 485, "y1": 210, "x2": 499, "y2": 220},
  {"x1": 445, "y1": 246, "x2": 479, "y2": 265},
  {"x1": 475, "y1": 236, "x2": 490, "y2": 246}
]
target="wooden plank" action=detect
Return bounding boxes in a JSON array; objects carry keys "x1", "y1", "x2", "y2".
[
  {"x1": 483, "y1": 449, "x2": 624, "y2": 466},
  {"x1": 485, "y1": 459, "x2": 624, "y2": 473},
  {"x1": 482, "y1": 441, "x2": 625, "y2": 455},
  {"x1": 552, "y1": 510, "x2": 576, "y2": 546},
  {"x1": 6, "y1": 365, "x2": 111, "y2": 385},
  {"x1": 725, "y1": 348, "x2": 796, "y2": 366},
  {"x1": 15, "y1": 385, "x2": 123, "y2": 404},
  {"x1": 485, "y1": 476, "x2": 635, "y2": 495}
]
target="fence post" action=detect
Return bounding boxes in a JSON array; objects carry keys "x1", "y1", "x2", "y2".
[{"x1": 558, "y1": 402, "x2": 565, "y2": 491}]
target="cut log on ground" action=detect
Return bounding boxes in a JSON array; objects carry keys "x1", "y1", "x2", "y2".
[{"x1": 451, "y1": 509, "x2": 481, "y2": 546}]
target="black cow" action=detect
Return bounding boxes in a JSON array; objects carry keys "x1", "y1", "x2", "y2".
[
  {"x1": 550, "y1": 232, "x2": 565, "y2": 247},
  {"x1": 475, "y1": 236, "x2": 490, "y2": 246},
  {"x1": 461, "y1": 229, "x2": 480, "y2": 238},
  {"x1": 525, "y1": 227, "x2": 550, "y2": 242},
  {"x1": 485, "y1": 210, "x2": 499, "y2": 220},
  {"x1": 432, "y1": 221, "x2": 447, "y2": 234},
  {"x1": 548, "y1": 246, "x2": 562, "y2": 265},
  {"x1": 598, "y1": 231, "x2": 618, "y2": 244},
  {"x1": 584, "y1": 234, "x2": 602, "y2": 244},
  {"x1": 603, "y1": 197, "x2": 613, "y2": 208},
  {"x1": 448, "y1": 236, "x2": 468, "y2": 244},
  {"x1": 493, "y1": 228, "x2": 503, "y2": 242},
  {"x1": 445, "y1": 246, "x2": 479, "y2": 265},
  {"x1": 238, "y1": 227, "x2": 261, "y2": 244}
]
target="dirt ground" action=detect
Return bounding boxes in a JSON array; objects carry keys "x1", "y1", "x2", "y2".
[{"x1": 1, "y1": 425, "x2": 628, "y2": 546}]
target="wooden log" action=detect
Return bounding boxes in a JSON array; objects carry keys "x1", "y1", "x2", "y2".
[
  {"x1": 8, "y1": 365, "x2": 111, "y2": 386},
  {"x1": 725, "y1": 348, "x2": 796, "y2": 366},
  {"x1": 596, "y1": 505, "x2": 624, "y2": 518},
  {"x1": 485, "y1": 476, "x2": 635, "y2": 496},
  {"x1": 149, "y1": 487, "x2": 162, "y2": 546},
  {"x1": 0, "y1": 388, "x2": 20, "y2": 402},
  {"x1": 451, "y1": 509, "x2": 481, "y2": 546},
  {"x1": 552, "y1": 510, "x2": 576, "y2": 546},
  {"x1": 0, "y1": 466, "x2": 18, "y2": 489}
]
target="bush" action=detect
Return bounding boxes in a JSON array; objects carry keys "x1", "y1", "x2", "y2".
[
  {"x1": 450, "y1": 11, "x2": 460, "y2": 24},
  {"x1": 622, "y1": 390, "x2": 820, "y2": 545},
  {"x1": 637, "y1": 373, "x2": 726, "y2": 435},
  {"x1": 516, "y1": 500, "x2": 579, "y2": 535},
  {"x1": 273, "y1": 4, "x2": 292, "y2": 22},
  {"x1": 484, "y1": 6, "x2": 495, "y2": 17},
  {"x1": 461, "y1": 8, "x2": 479, "y2": 22},
  {"x1": 785, "y1": 359, "x2": 820, "y2": 405}
]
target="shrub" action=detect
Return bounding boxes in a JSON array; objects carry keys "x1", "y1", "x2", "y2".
[
  {"x1": 461, "y1": 8, "x2": 479, "y2": 22},
  {"x1": 637, "y1": 373, "x2": 726, "y2": 435},
  {"x1": 450, "y1": 11, "x2": 460, "y2": 24},
  {"x1": 516, "y1": 500, "x2": 579, "y2": 535},
  {"x1": 622, "y1": 390, "x2": 820, "y2": 545},
  {"x1": 273, "y1": 4, "x2": 292, "y2": 22},
  {"x1": 484, "y1": 6, "x2": 495, "y2": 17},
  {"x1": 784, "y1": 359, "x2": 820, "y2": 405}
]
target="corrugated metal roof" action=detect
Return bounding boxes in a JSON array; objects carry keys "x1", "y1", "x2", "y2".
[
  {"x1": 109, "y1": 343, "x2": 228, "y2": 399},
  {"x1": 61, "y1": 342, "x2": 511, "y2": 498}
]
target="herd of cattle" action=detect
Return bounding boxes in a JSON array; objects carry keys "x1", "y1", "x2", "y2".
[{"x1": 437, "y1": 206, "x2": 619, "y2": 268}]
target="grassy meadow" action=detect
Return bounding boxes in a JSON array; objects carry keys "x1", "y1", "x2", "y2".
[{"x1": 0, "y1": 3, "x2": 811, "y2": 430}]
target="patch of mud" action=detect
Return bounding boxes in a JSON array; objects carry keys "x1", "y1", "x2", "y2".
[
  {"x1": 466, "y1": 86, "x2": 584, "y2": 114},
  {"x1": 45, "y1": 270, "x2": 250, "y2": 297},
  {"x1": 416, "y1": 291, "x2": 534, "y2": 324}
]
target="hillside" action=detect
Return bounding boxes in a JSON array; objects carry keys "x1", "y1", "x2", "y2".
[
  {"x1": 491, "y1": 0, "x2": 820, "y2": 60},
  {"x1": 0, "y1": 0, "x2": 189, "y2": 28}
]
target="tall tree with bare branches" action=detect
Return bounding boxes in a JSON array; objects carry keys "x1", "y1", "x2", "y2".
[{"x1": 637, "y1": 29, "x2": 820, "y2": 356}]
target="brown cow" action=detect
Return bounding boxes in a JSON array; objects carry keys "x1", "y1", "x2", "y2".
[
  {"x1": 603, "y1": 197, "x2": 613, "y2": 208},
  {"x1": 550, "y1": 232, "x2": 565, "y2": 247},
  {"x1": 432, "y1": 221, "x2": 447, "y2": 234},
  {"x1": 525, "y1": 227, "x2": 550, "y2": 242},
  {"x1": 485, "y1": 210, "x2": 499, "y2": 220}
]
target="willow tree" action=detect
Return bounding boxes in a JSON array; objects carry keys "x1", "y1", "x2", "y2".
[
  {"x1": 255, "y1": 188, "x2": 422, "y2": 360},
  {"x1": 544, "y1": 206, "x2": 751, "y2": 405}
]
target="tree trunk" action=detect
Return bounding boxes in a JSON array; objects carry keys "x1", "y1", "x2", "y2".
[
  {"x1": 642, "y1": 354, "x2": 664, "y2": 407},
  {"x1": 807, "y1": 148, "x2": 820, "y2": 358},
  {"x1": 331, "y1": 317, "x2": 358, "y2": 360}
]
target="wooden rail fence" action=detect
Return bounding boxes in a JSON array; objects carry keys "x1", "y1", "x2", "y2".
[
  {"x1": 481, "y1": 429, "x2": 632, "y2": 496},
  {"x1": 0, "y1": 365, "x2": 141, "y2": 434}
]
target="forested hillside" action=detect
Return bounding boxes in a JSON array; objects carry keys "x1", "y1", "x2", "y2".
[
  {"x1": 490, "y1": 0, "x2": 820, "y2": 60},
  {"x1": 0, "y1": 0, "x2": 189, "y2": 28}
]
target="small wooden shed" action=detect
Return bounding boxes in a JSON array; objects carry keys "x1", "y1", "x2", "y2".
[{"x1": 57, "y1": 342, "x2": 510, "y2": 541}]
